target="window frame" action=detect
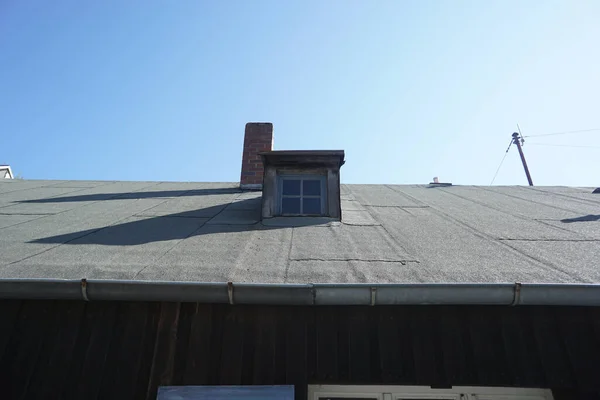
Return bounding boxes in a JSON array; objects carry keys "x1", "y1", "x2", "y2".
[
  {"x1": 307, "y1": 385, "x2": 554, "y2": 400},
  {"x1": 277, "y1": 174, "x2": 327, "y2": 216}
]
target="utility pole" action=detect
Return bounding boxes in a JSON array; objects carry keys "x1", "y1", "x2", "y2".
[{"x1": 512, "y1": 132, "x2": 534, "y2": 186}]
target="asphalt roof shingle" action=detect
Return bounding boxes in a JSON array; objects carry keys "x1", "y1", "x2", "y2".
[{"x1": 0, "y1": 179, "x2": 598, "y2": 284}]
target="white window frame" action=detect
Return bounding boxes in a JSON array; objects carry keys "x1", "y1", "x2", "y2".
[{"x1": 308, "y1": 385, "x2": 553, "y2": 400}]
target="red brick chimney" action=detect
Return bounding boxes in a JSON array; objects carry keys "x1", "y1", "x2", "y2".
[{"x1": 240, "y1": 122, "x2": 273, "y2": 189}]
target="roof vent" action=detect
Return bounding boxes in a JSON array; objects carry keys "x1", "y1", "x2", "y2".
[{"x1": 429, "y1": 177, "x2": 452, "y2": 187}]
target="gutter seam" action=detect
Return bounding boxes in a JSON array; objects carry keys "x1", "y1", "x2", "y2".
[
  {"x1": 81, "y1": 279, "x2": 89, "y2": 301},
  {"x1": 511, "y1": 282, "x2": 522, "y2": 306},
  {"x1": 227, "y1": 281, "x2": 234, "y2": 305}
]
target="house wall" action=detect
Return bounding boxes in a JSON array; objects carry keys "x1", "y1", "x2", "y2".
[{"x1": 0, "y1": 300, "x2": 599, "y2": 400}]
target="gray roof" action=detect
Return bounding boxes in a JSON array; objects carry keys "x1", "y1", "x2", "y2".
[{"x1": 0, "y1": 179, "x2": 599, "y2": 284}]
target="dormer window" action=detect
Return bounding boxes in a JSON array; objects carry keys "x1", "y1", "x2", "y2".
[{"x1": 259, "y1": 150, "x2": 345, "y2": 220}]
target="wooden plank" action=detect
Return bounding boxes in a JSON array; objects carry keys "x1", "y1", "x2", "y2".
[
  {"x1": 367, "y1": 309, "x2": 381, "y2": 383},
  {"x1": 555, "y1": 307, "x2": 599, "y2": 391},
  {"x1": 182, "y1": 304, "x2": 213, "y2": 385},
  {"x1": 336, "y1": 307, "x2": 350, "y2": 382},
  {"x1": 96, "y1": 301, "x2": 131, "y2": 399},
  {"x1": 305, "y1": 307, "x2": 317, "y2": 382},
  {"x1": 315, "y1": 306, "x2": 338, "y2": 382},
  {"x1": 285, "y1": 307, "x2": 307, "y2": 400},
  {"x1": 98, "y1": 302, "x2": 152, "y2": 400},
  {"x1": 348, "y1": 307, "x2": 371, "y2": 383},
  {"x1": 439, "y1": 306, "x2": 470, "y2": 385},
  {"x1": 26, "y1": 300, "x2": 86, "y2": 400},
  {"x1": 410, "y1": 307, "x2": 442, "y2": 386},
  {"x1": 429, "y1": 308, "x2": 447, "y2": 387},
  {"x1": 253, "y1": 307, "x2": 277, "y2": 385},
  {"x1": 377, "y1": 307, "x2": 401, "y2": 383},
  {"x1": 0, "y1": 299, "x2": 22, "y2": 364},
  {"x1": 273, "y1": 307, "x2": 288, "y2": 384},
  {"x1": 241, "y1": 306, "x2": 256, "y2": 385},
  {"x1": 587, "y1": 307, "x2": 600, "y2": 371},
  {"x1": 486, "y1": 307, "x2": 510, "y2": 385},
  {"x1": 499, "y1": 307, "x2": 545, "y2": 387},
  {"x1": 219, "y1": 307, "x2": 245, "y2": 385},
  {"x1": 394, "y1": 306, "x2": 416, "y2": 383},
  {"x1": 530, "y1": 307, "x2": 574, "y2": 389},
  {"x1": 133, "y1": 301, "x2": 161, "y2": 400},
  {"x1": 0, "y1": 300, "x2": 55, "y2": 399},
  {"x1": 467, "y1": 306, "x2": 509, "y2": 386},
  {"x1": 207, "y1": 304, "x2": 224, "y2": 385},
  {"x1": 171, "y1": 302, "x2": 195, "y2": 385},
  {"x1": 61, "y1": 301, "x2": 100, "y2": 400},
  {"x1": 65, "y1": 301, "x2": 118, "y2": 400},
  {"x1": 145, "y1": 302, "x2": 181, "y2": 400}
]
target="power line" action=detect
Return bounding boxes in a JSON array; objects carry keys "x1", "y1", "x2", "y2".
[
  {"x1": 490, "y1": 139, "x2": 513, "y2": 185},
  {"x1": 527, "y1": 142, "x2": 600, "y2": 149},
  {"x1": 524, "y1": 128, "x2": 600, "y2": 138}
]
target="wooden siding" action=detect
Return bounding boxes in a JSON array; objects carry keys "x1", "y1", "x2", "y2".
[{"x1": 0, "y1": 301, "x2": 599, "y2": 400}]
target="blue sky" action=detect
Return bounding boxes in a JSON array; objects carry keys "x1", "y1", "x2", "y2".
[{"x1": 2, "y1": 0, "x2": 599, "y2": 186}]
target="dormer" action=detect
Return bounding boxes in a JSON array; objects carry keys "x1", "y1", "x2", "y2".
[{"x1": 260, "y1": 150, "x2": 345, "y2": 220}]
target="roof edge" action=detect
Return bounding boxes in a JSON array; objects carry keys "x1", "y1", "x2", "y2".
[{"x1": 0, "y1": 279, "x2": 599, "y2": 306}]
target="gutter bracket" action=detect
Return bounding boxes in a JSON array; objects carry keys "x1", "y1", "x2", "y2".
[
  {"x1": 511, "y1": 282, "x2": 522, "y2": 306},
  {"x1": 81, "y1": 278, "x2": 89, "y2": 302},
  {"x1": 370, "y1": 287, "x2": 377, "y2": 306},
  {"x1": 227, "y1": 281, "x2": 234, "y2": 305}
]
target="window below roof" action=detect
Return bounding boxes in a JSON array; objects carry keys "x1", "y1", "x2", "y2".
[
  {"x1": 308, "y1": 385, "x2": 553, "y2": 400},
  {"x1": 158, "y1": 385, "x2": 294, "y2": 399},
  {"x1": 278, "y1": 175, "x2": 326, "y2": 216}
]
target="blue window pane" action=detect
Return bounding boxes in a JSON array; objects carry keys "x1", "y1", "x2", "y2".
[
  {"x1": 158, "y1": 385, "x2": 294, "y2": 400},
  {"x1": 282, "y1": 197, "x2": 301, "y2": 214},
  {"x1": 282, "y1": 179, "x2": 300, "y2": 196},
  {"x1": 303, "y1": 198, "x2": 321, "y2": 215},
  {"x1": 303, "y1": 180, "x2": 321, "y2": 196}
]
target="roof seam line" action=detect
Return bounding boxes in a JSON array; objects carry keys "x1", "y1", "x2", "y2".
[
  {"x1": 290, "y1": 258, "x2": 419, "y2": 263},
  {"x1": 386, "y1": 185, "x2": 585, "y2": 282},
  {"x1": 283, "y1": 227, "x2": 294, "y2": 283},
  {"x1": 131, "y1": 186, "x2": 220, "y2": 279},
  {"x1": 440, "y1": 186, "x2": 586, "y2": 239}
]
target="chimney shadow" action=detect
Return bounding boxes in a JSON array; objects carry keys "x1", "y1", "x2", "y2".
[
  {"x1": 560, "y1": 214, "x2": 600, "y2": 223},
  {"x1": 29, "y1": 196, "x2": 330, "y2": 246},
  {"x1": 18, "y1": 188, "x2": 241, "y2": 203}
]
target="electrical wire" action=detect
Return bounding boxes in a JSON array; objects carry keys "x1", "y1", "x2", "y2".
[
  {"x1": 490, "y1": 139, "x2": 513, "y2": 185},
  {"x1": 523, "y1": 128, "x2": 600, "y2": 138},
  {"x1": 527, "y1": 143, "x2": 600, "y2": 149}
]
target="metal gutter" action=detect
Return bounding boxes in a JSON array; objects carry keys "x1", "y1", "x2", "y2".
[{"x1": 0, "y1": 279, "x2": 599, "y2": 306}]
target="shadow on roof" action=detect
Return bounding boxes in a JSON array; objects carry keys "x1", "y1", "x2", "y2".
[
  {"x1": 561, "y1": 214, "x2": 600, "y2": 223},
  {"x1": 18, "y1": 188, "x2": 241, "y2": 203},
  {"x1": 29, "y1": 197, "x2": 329, "y2": 246}
]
